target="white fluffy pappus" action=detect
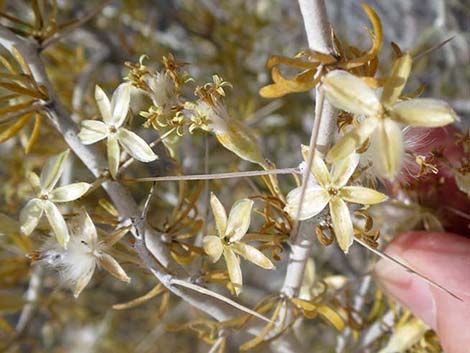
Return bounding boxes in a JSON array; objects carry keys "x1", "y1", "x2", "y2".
[
  {"x1": 39, "y1": 208, "x2": 130, "y2": 297},
  {"x1": 145, "y1": 71, "x2": 179, "y2": 109},
  {"x1": 360, "y1": 126, "x2": 435, "y2": 183}
]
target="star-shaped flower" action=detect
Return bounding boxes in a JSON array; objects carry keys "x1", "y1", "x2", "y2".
[
  {"x1": 285, "y1": 146, "x2": 388, "y2": 253},
  {"x1": 78, "y1": 83, "x2": 158, "y2": 178},
  {"x1": 323, "y1": 54, "x2": 458, "y2": 179},
  {"x1": 40, "y1": 208, "x2": 130, "y2": 297},
  {"x1": 20, "y1": 150, "x2": 90, "y2": 248},
  {"x1": 203, "y1": 193, "x2": 274, "y2": 295}
]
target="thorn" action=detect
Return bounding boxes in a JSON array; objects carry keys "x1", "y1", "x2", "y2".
[
  {"x1": 413, "y1": 36, "x2": 455, "y2": 62},
  {"x1": 354, "y1": 237, "x2": 463, "y2": 302}
]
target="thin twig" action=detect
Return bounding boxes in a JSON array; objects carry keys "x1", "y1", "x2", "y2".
[
  {"x1": 15, "y1": 266, "x2": 43, "y2": 333},
  {"x1": 335, "y1": 275, "x2": 372, "y2": 352},
  {"x1": 199, "y1": 134, "x2": 210, "y2": 245},
  {"x1": 170, "y1": 278, "x2": 273, "y2": 324},
  {"x1": 123, "y1": 168, "x2": 300, "y2": 183},
  {"x1": 208, "y1": 335, "x2": 225, "y2": 353},
  {"x1": 290, "y1": 88, "x2": 325, "y2": 243},
  {"x1": 142, "y1": 182, "x2": 156, "y2": 219}
]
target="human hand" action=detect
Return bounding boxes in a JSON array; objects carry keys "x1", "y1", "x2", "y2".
[{"x1": 375, "y1": 231, "x2": 470, "y2": 353}]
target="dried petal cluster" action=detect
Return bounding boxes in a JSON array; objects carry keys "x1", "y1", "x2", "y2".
[{"x1": 260, "y1": 4, "x2": 382, "y2": 98}]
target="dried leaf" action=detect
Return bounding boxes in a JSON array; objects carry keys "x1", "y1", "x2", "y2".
[
  {"x1": 113, "y1": 283, "x2": 165, "y2": 310},
  {"x1": 0, "y1": 113, "x2": 32, "y2": 143},
  {"x1": 317, "y1": 305, "x2": 345, "y2": 331}
]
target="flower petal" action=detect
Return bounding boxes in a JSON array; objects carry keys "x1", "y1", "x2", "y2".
[
  {"x1": 224, "y1": 248, "x2": 242, "y2": 295},
  {"x1": 323, "y1": 70, "x2": 382, "y2": 117},
  {"x1": 301, "y1": 145, "x2": 330, "y2": 186},
  {"x1": 393, "y1": 98, "x2": 458, "y2": 127},
  {"x1": 43, "y1": 201, "x2": 70, "y2": 248},
  {"x1": 40, "y1": 150, "x2": 70, "y2": 192},
  {"x1": 202, "y1": 235, "x2": 224, "y2": 263},
  {"x1": 331, "y1": 153, "x2": 360, "y2": 187},
  {"x1": 95, "y1": 85, "x2": 112, "y2": 124},
  {"x1": 19, "y1": 198, "x2": 44, "y2": 235},
  {"x1": 111, "y1": 82, "x2": 131, "y2": 127},
  {"x1": 371, "y1": 119, "x2": 404, "y2": 179},
  {"x1": 329, "y1": 197, "x2": 354, "y2": 253},
  {"x1": 49, "y1": 183, "x2": 90, "y2": 203},
  {"x1": 118, "y1": 128, "x2": 158, "y2": 162},
  {"x1": 107, "y1": 135, "x2": 120, "y2": 179},
  {"x1": 78, "y1": 120, "x2": 108, "y2": 145},
  {"x1": 210, "y1": 193, "x2": 227, "y2": 236},
  {"x1": 97, "y1": 253, "x2": 131, "y2": 283},
  {"x1": 73, "y1": 265, "x2": 95, "y2": 298},
  {"x1": 380, "y1": 54, "x2": 412, "y2": 107},
  {"x1": 326, "y1": 117, "x2": 379, "y2": 162},
  {"x1": 27, "y1": 172, "x2": 40, "y2": 192},
  {"x1": 225, "y1": 198, "x2": 253, "y2": 242},
  {"x1": 68, "y1": 208, "x2": 98, "y2": 245},
  {"x1": 340, "y1": 186, "x2": 388, "y2": 204},
  {"x1": 285, "y1": 186, "x2": 330, "y2": 220},
  {"x1": 231, "y1": 242, "x2": 274, "y2": 269}
]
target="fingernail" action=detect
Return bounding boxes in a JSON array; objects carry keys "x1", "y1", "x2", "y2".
[{"x1": 375, "y1": 255, "x2": 437, "y2": 329}]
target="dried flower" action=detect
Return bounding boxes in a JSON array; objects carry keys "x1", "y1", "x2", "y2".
[
  {"x1": 19, "y1": 150, "x2": 90, "y2": 248},
  {"x1": 203, "y1": 75, "x2": 232, "y2": 97},
  {"x1": 78, "y1": 83, "x2": 158, "y2": 178},
  {"x1": 203, "y1": 193, "x2": 274, "y2": 295},
  {"x1": 39, "y1": 208, "x2": 130, "y2": 297},
  {"x1": 323, "y1": 54, "x2": 458, "y2": 179},
  {"x1": 186, "y1": 101, "x2": 214, "y2": 134},
  {"x1": 285, "y1": 146, "x2": 387, "y2": 252},
  {"x1": 259, "y1": 4, "x2": 383, "y2": 98}
]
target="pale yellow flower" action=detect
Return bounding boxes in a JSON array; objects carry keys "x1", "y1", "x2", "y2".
[
  {"x1": 78, "y1": 83, "x2": 158, "y2": 178},
  {"x1": 285, "y1": 146, "x2": 387, "y2": 253},
  {"x1": 203, "y1": 193, "x2": 274, "y2": 295},
  {"x1": 20, "y1": 150, "x2": 90, "y2": 248},
  {"x1": 323, "y1": 54, "x2": 458, "y2": 179},
  {"x1": 40, "y1": 208, "x2": 130, "y2": 297}
]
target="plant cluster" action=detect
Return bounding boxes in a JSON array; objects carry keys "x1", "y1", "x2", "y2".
[{"x1": 0, "y1": 1, "x2": 468, "y2": 353}]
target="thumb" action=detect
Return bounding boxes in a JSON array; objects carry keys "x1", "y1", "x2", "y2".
[{"x1": 374, "y1": 231, "x2": 470, "y2": 353}]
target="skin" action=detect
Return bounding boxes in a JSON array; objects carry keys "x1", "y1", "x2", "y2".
[
  {"x1": 375, "y1": 126, "x2": 470, "y2": 353},
  {"x1": 375, "y1": 231, "x2": 470, "y2": 353}
]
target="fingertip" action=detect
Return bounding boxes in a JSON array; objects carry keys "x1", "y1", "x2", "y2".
[
  {"x1": 374, "y1": 231, "x2": 470, "y2": 353},
  {"x1": 431, "y1": 287, "x2": 470, "y2": 353}
]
